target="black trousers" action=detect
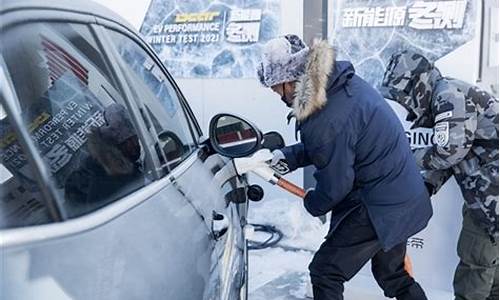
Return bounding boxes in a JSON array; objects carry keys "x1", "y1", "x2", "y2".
[{"x1": 309, "y1": 205, "x2": 427, "y2": 300}]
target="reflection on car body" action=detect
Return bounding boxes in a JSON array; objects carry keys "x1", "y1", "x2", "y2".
[{"x1": 64, "y1": 103, "x2": 146, "y2": 217}]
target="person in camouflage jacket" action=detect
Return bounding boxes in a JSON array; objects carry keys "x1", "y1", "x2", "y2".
[{"x1": 380, "y1": 50, "x2": 499, "y2": 300}]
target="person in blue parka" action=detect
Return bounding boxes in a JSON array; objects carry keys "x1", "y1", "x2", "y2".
[{"x1": 256, "y1": 35, "x2": 432, "y2": 300}]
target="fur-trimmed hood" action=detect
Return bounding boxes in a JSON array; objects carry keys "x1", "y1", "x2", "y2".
[
  {"x1": 293, "y1": 41, "x2": 354, "y2": 122},
  {"x1": 293, "y1": 40, "x2": 336, "y2": 121}
]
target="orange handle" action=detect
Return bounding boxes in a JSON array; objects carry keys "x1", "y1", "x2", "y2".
[
  {"x1": 277, "y1": 178, "x2": 306, "y2": 198},
  {"x1": 404, "y1": 255, "x2": 413, "y2": 277}
]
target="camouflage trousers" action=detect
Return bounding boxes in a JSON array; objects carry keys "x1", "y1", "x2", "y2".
[{"x1": 454, "y1": 207, "x2": 499, "y2": 300}]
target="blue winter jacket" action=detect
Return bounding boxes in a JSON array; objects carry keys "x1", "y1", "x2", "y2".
[{"x1": 281, "y1": 41, "x2": 432, "y2": 250}]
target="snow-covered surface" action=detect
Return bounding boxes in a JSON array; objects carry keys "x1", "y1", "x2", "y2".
[
  {"x1": 248, "y1": 197, "x2": 329, "y2": 251},
  {"x1": 247, "y1": 196, "x2": 454, "y2": 299}
]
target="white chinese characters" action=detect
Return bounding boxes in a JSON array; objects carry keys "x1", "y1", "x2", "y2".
[
  {"x1": 408, "y1": 1, "x2": 467, "y2": 30},
  {"x1": 341, "y1": 1, "x2": 467, "y2": 30},
  {"x1": 342, "y1": 6, "x2": 406, "y2": 28},
  {"x1": 226, "y1": 9, "x2": 262, "y2": 43}
]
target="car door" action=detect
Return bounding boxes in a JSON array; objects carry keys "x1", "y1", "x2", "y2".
[
  {"x1": 0, "y1": 14, "x2": 214, "y2": 300},
  {"x1": 98, "y1": 20, "x2": 248, "y2": 300}
]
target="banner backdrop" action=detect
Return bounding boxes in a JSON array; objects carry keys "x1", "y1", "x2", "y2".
[
  {"x1": 330, "y1": 0, "x2": 479, "y2": 294},
  {"x1": 331, "y1": 0, "x2": 477, "y2": 86},
  {"x1": 140, "y1": 0, "x2": 280, "y2": 79}
]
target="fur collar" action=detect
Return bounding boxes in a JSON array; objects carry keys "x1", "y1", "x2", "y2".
[{"x1": 293, "y1": 40, "x2": 335, "y2": 121}]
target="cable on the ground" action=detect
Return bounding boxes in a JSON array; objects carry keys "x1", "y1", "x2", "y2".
[{"x1": 247, "y1": 223, "x2": 283, "y2": 250}]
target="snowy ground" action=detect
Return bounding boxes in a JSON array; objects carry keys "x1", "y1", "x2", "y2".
[{"x1": 246, "y1": 197, "x2": 454, "y2": 300}]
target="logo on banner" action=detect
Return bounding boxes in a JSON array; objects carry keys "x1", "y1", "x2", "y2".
[
  {"x1": 140, "y1": 0, "x2": 280, "y2": 78},
  {"x1": 146, "y1": 9, "x2": 263, "y2": 46},
  {"x1": 226, "y1": 9, "x2": 262, "y2": 43},
  {"x1": 342, "y1": 0, "x2": 467, "y2": 29},
  {"x1": 148, "y1": 11, "x2": 223, "y2": 45}
]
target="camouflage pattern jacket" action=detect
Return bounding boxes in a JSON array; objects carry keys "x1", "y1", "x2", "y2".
[{"x1": 380, "y1": 50, "x2": 499, "y2": 238}]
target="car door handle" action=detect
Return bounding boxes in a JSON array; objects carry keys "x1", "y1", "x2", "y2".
[{"x1": 212, "y1": 211, "x2": 229, "y2": 240}]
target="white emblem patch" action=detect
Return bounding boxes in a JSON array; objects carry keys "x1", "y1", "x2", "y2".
[
  {"x1": 434, "y1": 122, "x2": 449, "y2": 147},
  {"x1": 435, "y1": 110, "x2": 453, "y2": 122}
]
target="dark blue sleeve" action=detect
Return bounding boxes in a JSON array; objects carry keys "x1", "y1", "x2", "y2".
[
  {"x1": 303, "y1": 131, "x2": 355, "y2": 217},
  {"x1": 280, "y1": 142, "x2": 312, "y2": 171}
]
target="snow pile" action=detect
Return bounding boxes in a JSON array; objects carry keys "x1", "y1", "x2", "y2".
[
  {"x1": 248, "y1": 248, "x2": 311, "y2": 298},
  {"x1": 248, "y1": 197, "x2": 329, "y2": 251}
]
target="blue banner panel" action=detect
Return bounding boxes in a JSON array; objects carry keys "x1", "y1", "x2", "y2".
[
  {"x1": 331, "y1": 0, "x2": 477, "y2": 87},
  {"x1": 140, "y1": 0, "x2": 280, "y2": 79}
]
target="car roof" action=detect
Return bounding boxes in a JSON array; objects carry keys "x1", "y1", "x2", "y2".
[{"x1": 0, "y1": 0, "x2": 135, "y2": 30}]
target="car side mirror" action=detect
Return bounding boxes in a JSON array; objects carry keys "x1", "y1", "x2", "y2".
[
  {"x1": 209, "y1": 114, "x2": 262, "y2": 158},
  {"x1": 261, "y1": 131, "x2": 285, "y2": 151}
]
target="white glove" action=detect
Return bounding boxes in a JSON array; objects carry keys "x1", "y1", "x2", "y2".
[{"x1": 270, "y1": 149, "x2": 285, "y2": 166}]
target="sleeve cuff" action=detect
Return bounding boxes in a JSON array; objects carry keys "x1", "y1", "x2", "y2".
[
  {"x1": 281, "y1": 146, "x2": 299, "y2": 171},
  {"x1": 303, "y1": 190, "x2": 327, "y2": 217}
]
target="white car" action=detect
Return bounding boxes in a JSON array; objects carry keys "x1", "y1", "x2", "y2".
[{"x1": 0, "y1": 1, "x2": 281, "y2": 299}]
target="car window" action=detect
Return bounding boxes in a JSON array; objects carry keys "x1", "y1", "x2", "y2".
[
  {"x1": 0, "y1": 22, "x2": 149, "y2": 219},
  {"x1": 0, "y1": 104, "x2": 53, "y2": 229},
  {"x1": 106, "y1": 29, "x2": 197, "y2": 171}
]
